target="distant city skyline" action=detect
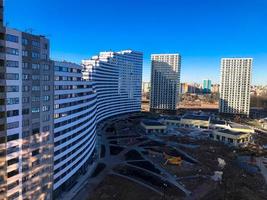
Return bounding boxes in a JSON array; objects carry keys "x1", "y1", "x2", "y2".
[{"x1": 4, "y1": 0, "x2": 267, "y2": 85}]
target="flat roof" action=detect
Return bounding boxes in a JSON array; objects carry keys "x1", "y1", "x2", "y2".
[
  {"x1": 166, "y1": 116, "x2": 181, "y2": 121},
  {"x1": 142, "y1": 120, "x2": 165, "y2": 126},
  {"x1": 211, "y1": 120, "x2": 226, "y2": 125},
  {"x1": 219, "y1": 129, "x2": 248, "y2": 136},
  {"x1": 229, "y1": 123, "x2": 252, "y2": 130},
  {"x1": 182, "y1": 114, "x2": 210, "y2": 121}
]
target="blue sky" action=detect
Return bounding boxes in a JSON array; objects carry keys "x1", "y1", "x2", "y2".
[{"x1": 4, "y1": 0, "x2": 267, "y2": 85}]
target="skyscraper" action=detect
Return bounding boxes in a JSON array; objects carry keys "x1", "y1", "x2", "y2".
[
  {"x1": 203, "y1": 79, "x2": 211, "y2": 93},
  {"x1": 219, "y1": 58, "x2": 252, "y2": 116},
  {"x1": 150, "y1": 54, "x2": 181, "y2": 112}
]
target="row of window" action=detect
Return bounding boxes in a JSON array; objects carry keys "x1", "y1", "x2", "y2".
[
  {"x1": 23, "y1": 62, "x2": 50, "y2": 70},
  {"x1": 54, "y1": 84, "x2": 91, "y2": 90},
  {"x1": 54, "y1": 107, "x2": 95, "y2": 128},
  {"x1": 54, "y1": 100, "x2": 95, "y2": 119},
  {"x1": 54, "y1": 91, "x2": 93, "y2": 100},
  {"x1": 22, "y1": 74, "x2": 50, "y2": 81},
  {"x1": 54, "y1": 140, "x2": 95, "y2": 184},
  {"x1": 54, "y1": 66, "x2": 81, "y2": 73},
  {"x1": 54, "y1": 76, "x2": 82, "y2": 81},
  {"x1": 54, "y1": 95, "x2": 94, "y2": 110},
  {"x1": 54, "y1": 132, "x2": 95, "y2": 174},
  {"x1": 0, "y1": 133, "x2": 19, "y2": 144},
  {"x1": 22, "y1": 85, "x2": 50, "y2": 92}
]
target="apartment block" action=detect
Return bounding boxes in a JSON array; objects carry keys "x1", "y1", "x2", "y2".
[
  {"x1": 219, "y1": 58, "x2": 252, "y2": 116},
  {"x1": 82, "y1": 50, "x2": 143, "y2": 123},
  {"x1": 150, "y1": 54, "x2": 181, "y2": 112},
  {"x1": 53, "y1": 61, "x2": 97, "y2": 196}
]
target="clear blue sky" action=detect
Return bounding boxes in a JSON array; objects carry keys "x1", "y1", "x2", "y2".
[{"x1": 4, "y1": 0, "x2": 267, "y2": 85}]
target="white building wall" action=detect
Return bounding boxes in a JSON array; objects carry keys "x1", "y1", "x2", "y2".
[{"x1": 219, "y1": 58, "x2": 252, "y2": 116}]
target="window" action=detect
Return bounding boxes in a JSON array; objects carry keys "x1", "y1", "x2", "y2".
[
  {"x1": 7, "y1": 157, "x2": 19, "y2": 166},
  {"x1": 7, "y1": 121, "x2": 19, "y2": 130},
  {"x1": 43, "y1": 75, "x2": 50, "y2": 81},
  {"x1": 7, "y1": 134, "x2": 19, "y2": 142},
  {"x1": 22, "y1": 97, "x2": 29, "y2": 103},
  {"x1": 43, "y1": 114, "x2": 50, "y2": 122},
  {"x1": 22, "y1": 86, "x2": 29, "y2": 92},
  {"x1": 22, "y1": 38, "x2": 28, "y2": 45},
  {"x1": 6, "y1": 60, "x2": 19, "y2": 68},
  {"x1": 6, "y1": 86, "x2": 19, "y2": 92},
  {"x1": 22, "y1": 50, "x2": 28, "y2": 57},
  {"x1": 42, "y1": 105, "x2": 50, "y2": 112},
  {"x1": 43, "y1": 125, "x2": 50, "y2": 132},
  {"x1": 7, "y1": 110, "x2": 19, "y2": 117},
  {"x1": 22, "y1": 109, "x2": 29, "y2": 115},
  {"x1": 43, "y1": 95, "x2": 50, "y2": 101},
  {"x1": 32, "y1": 63, "x2": 40, "y2": 69},
  {"x1": 6, "y1": 73, "x2": 19, "y2": 80},
  {"x1": 6, "y1": 34, "x2": 19, "y2": 43},
  {"x1": 43, "y1": 85, "x2": 50, "y2": 91},
  {"x1": 32, "y1": 86, "x2": 40, "y2": 91},
  {"x1": 32, "y1": 107, "x2": 40, "y2": 113},
  {"x1": 32, "y1": 40, "x2": 40, "y2": 47},
  {"x1": 32, "y1": 52, "x2": 39, "y2": 59},
  {"x1": 7, "y1": 180, "x2": 19, "y2": 190},
  {"x1": 32, "y1": 75, "x2": 40, "y2": 80},
  {"x1": 7, "y1": 169, "x2": 19, "y2": 178},
  {"x1": 32, "y1": 149, "x2": 39, "y2": 156},
  {"x1": 32, "y1": 128, "x2": 39, "y2": 135},
  {"x1": 32, "y1": 96, "x2": 40, "y2": 102},
  {"x1": 22, "y1": 62, "x2": 29, "y2": 69},
  {"x1": 22, "y1": 74, "x2": 30, "y2": 80},
  {"x1": 6, "y1": 97, "x2": 19, "y2": 105},
  {"x1": 43, "y1": 64, "x2": 50, "y2": 70},
  {"x1": 7, "y1": 146, "x2": 19, "y2": 154}
]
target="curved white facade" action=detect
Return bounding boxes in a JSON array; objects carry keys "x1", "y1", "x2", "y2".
[
  {"x1": 83, "y1": 50, "x2": 143, "y2": 123},
  {"x1": 54, "y1": 50, "x2": 142, "y2": 194},
  {"x1": 53, "y1": 61, "x2": 97, "y2": 191}
]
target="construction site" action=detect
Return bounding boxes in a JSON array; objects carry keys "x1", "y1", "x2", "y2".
[{"x1": 73, "y1": 113, "x2": 267, "y2": 200}]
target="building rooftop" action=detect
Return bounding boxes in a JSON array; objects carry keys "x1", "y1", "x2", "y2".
[
  {"x1": 182, "y1": 114, "x2": 210, "y2": 121},
  {"x1": 211, "y1": 119, "x2": 226, "y2": 125},
  {"x1": 142, "y1": 120, "x2": 165, "y2": 126},
  {"x1": 228, "y1": 123, "x2": 252, "y2": 130},
  {"x1": 219, "y1": 129, "x2": 249, "y2": 136},
  {"x1": 166, "y1": 116, "x2": 182, "y2": 121}
]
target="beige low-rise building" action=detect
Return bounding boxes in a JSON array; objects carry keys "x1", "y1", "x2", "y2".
[
  {"x1": 180, "y1": 114, "x2": 210, "y2": 129},
  {"x1": 209, "y1": 129, "x2": 252, "y2": 147},
  {"x1": 141, "y1": 120, "x2": 167, "y2": 134}
]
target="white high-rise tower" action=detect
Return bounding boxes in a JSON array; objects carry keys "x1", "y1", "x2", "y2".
[{"x1": 219, "y1": 58, "x2": 252, "y2": 116}]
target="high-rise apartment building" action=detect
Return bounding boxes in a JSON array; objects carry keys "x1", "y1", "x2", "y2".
[
  {"x1": 53, "y1": 61, "x2": 97, "y2": 196},
  {"x1": 82, "y1": 50, "x2": 143, "y2": 123},
  {"x1": 203, "y1": 79, "x2": 211, "y2": 93},
  {"x1": 0, "y1": 26, "x2": 54, "y2": 199},
  {"x1": 150, "y1": 54, "x2": 181, "y2": 112},
  {"x1": 219, "y1": 58, "x2": 252, "y2": 116}
]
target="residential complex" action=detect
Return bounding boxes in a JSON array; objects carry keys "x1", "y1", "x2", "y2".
[
  {"x1": 0, "y1": 2, "x2": 143, "y2": 199},
  {"x1": 150, "y1": 54, "x2": 181, "y2": 112},
  {"x1": 219, "y1": 58, "x2": 252, "y2": 116},
  {"x1": 82, "y1": 50, "x2": 143, "y2": 122}
]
